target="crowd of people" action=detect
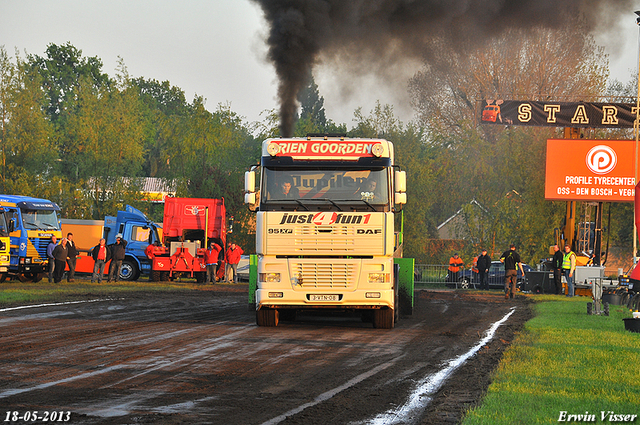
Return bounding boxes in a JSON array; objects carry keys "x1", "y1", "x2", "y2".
[
  {"x1": 45, "y1": 234, "x2": 244, "y2": 284},
  {"x1": 447, "y1": 243, "x2": 578, "y2": 298}
]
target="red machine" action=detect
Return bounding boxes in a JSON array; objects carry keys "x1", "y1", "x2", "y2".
[{"x1": 151, "y1": 197, "x2": 227, "y2": 282}]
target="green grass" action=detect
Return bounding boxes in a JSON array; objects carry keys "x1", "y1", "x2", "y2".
[
  {"x1": 462, "y1": 295, "x2": 640, "y2": 424},
  {"x1": 0, "y1": 278, "x2": 213, "y2": 307}
]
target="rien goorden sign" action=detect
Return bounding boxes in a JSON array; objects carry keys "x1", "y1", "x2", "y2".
[
  {"x1": 272, "y1": 140, "x2": 379, "y2": 158},
  {"x1": 545, "y1": 139, "x2": 636, "y2": 202}
]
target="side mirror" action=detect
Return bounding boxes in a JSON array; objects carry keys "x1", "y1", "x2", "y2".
[
  {"x1": 395, "y1": 192, "x2": 407, "y2": 205},
  {"x1": 245, "y1": 171, "x2": 256, "y2": 193},
  {"x1": 394, "y1": 170, "x2": 407, "y2": 204},
  {"x1": 394, "y1": 170, "x2": 406, "y2": 193},
  {"x1": 8, "y1": 218, "x2": 15, "y2": 233},
  {"x1": 245, "y1": 193, "x2": 256, "y2": 205}
]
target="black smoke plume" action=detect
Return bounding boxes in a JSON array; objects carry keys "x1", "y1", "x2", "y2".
[{"x1": 250, "y1": 0, "x2": 633, "y2": 137}]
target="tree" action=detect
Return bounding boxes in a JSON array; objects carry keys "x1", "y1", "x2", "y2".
[
  {"x1": 0, "y1": 47, "x2": 54, "y2": 194},
  {"x1": 408, "y1": 21, "x2": 610, "y2": 263},
  {"x1": 294, "y1": 74, "x2": 347, "y2": 136},
  {"x1": 27, "y1": 42, "x2": 111, "y2": 124}
]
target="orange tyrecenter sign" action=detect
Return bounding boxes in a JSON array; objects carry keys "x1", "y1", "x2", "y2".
[{"x1": 545, "y1": 139, "x2": 636, "y2": 202}]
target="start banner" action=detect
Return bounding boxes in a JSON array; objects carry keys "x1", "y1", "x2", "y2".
[
  {"x1": 480, "y1": 100, "x2": 639, "y2": 128},
  {"x1": 545, "y1": 139, "x2": 636, "y2": 202}
]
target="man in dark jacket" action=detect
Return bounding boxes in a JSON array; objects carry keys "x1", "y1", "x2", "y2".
[
  {"x1": 108, "y1": 234, "x2": 127, "y2": 282},
  {"x1": 500, "y1": 244, "x2": 524, "y2": 299},
  {"x1": 477, "y1": 249, "x2": 492, "y2": 290},
  {"x1": 66, "y1": 232, "x2": 78, "y2": 282},
  {"x1": 91, "y1": 238, "x2": 111, "y2": 283},
  {"x1": 52, "y1": 238, "x2": 68, "y2": 283},
  {"x1": 552, "y1": 244, "x2": 564, "y2": 295}
]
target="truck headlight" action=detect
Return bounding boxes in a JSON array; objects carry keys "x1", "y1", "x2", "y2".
[
  {"x1": 267, "y1": 143, "x2": 280, "y2": 156},
  {"x1": 0, "y1": 255, "x2": 8, "y2": 262},
  {"x1": 25, "y1": 257, "x2": 32, "y2": 264},
  {"x1": 368, "y1": 273, "x2": 389, "y2": 283},
  {"x1": 260, "y1": 272, "x2": 281, "y2": 283},
  {"x1": 372, "y1": 143, "x2": 384, "y2": 157}
]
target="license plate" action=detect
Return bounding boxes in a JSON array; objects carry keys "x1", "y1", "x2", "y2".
[{"x1": 309, "y1": 294, "x2": 339, "y2": 301}]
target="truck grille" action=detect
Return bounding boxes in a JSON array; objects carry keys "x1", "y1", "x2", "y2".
[
  {"x1": 290, "y1": 262, "x2": 356, "y2": 289},
  {"x1": 28, "y1": 238, "x2": 48, "y2": 262}
]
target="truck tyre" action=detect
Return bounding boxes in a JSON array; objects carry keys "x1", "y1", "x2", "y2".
[
  {"x1": 18, "y1": 272, "x2": 34, "y2": 282},
  {"x1": 150, "y1": 270, "x2": 162, "y2": 282},
  {"x1": 32, "y1": 273, "x2": 45, "y2": 283},
  {"x1": 119, "y1": 260, "x2": 139, "y2": 281},
  {"x1": 195, "y1": 272, "x2": 206, "y2": 283},
  {"x1": 0, "y1": 272, "x2": 6, "y2": 283},
  {"x1": 256, "y1": 308, "x2": 279, "y2": 327},
  {"x1": 373, "y1": 308, "x2": 394, "y2": 329}
]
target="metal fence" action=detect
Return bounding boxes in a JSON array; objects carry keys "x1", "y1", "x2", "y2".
[{"x1": 414, "y1": 264, "x2": 450, "y2": 287}]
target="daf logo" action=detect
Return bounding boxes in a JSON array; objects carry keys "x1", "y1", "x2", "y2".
[{"x1": 357, "y1": 229, "x2": 382, "y2": 234}]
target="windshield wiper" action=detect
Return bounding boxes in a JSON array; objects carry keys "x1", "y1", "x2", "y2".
[
  {"x1": 272, "y1": 199, "x2": 310, "y2": 211},
  {"x1": 24, "y1": 221, "x2": 44, "y2": 230},
  {"x1": 353, "y1": 200, "x2": 377, "y2": 212},
  {"x1": 312, "y1": 198, "x2": 343, "y2": 211}
]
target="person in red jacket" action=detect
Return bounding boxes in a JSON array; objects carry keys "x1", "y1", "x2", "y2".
[
  {"x1": 204, "y1": 241, "x2": 222, "y2": 284},
  {"x1": 225, "y1": 242, "x2": 244, "y2": 283}
]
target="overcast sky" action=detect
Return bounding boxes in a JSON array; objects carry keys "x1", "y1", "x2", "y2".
[{"x1": 1, "y1": 0, "x2": 639, "y2": 128}]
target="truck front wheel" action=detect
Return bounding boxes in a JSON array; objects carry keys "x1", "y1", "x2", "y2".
[
  {"x1": 119, "y1": 260, "x2": 140, "y2": 281},
  {"x1": 373, "y1": 308, "x2": 394, "y2": 329},
  {"x1": 256, "y1": 308, "x2": 279, "y2": 327}
]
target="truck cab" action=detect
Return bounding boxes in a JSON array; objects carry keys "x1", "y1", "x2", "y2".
[
  {"x1": 104, "y1": 205, "x2": 161, "y2": 280},
  {"x1": 0, "y1": 195, "x2": 62, "y2": 282}
]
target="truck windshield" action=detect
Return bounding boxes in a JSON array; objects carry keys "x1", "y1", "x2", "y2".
[
  {"x1": 262, "y1": 167, "x2": 389, "y2": 207},
  {"x1": 0, "y1": 212, "x2": 7, "y2": 236},
  {"x1": 21, "y1": 209, "x2": 60, "y2": 231}
]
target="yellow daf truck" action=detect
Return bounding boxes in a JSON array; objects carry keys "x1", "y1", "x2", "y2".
[{"x1": 244, "y1": 136, "x2": 407, "y2": 328}]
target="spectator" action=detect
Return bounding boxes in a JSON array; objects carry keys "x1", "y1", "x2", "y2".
[
  {"x1": 500, "y1": 244, "x2": 524, "y2": 299},
  {"x1": 52, "y1": 238, "x2": 68, "y2": 283},
  {"x1": 204, "y1": 241, "x2": 222, "y2": 284},
  {"x1": 91, "y1": 238, "x2": 111, "y2": 283},
  {"x1": 552, "y1": 245, "x2": 564, "y2": 295},
  {"x1": 108, "y1": 234, "x2": 127, "y2": 282},
  {"x1": 225, "y1": 242, "x2": 244, "y2": 283},
  {"x1": 448, "y1": 253, "x2": 464, "y2": 283},
  {"x1": 47, "y1": 235, "x2": 57, "y2": 283},
  {"x1": 563, "y1": 244, "x2": 577, "y2": 297},
  {"x1": 66, "y1": 232, "x2": 78, "y2": 282},
  {"x1": 477, "y1": 249, "x2": 492, "y2": 290}
]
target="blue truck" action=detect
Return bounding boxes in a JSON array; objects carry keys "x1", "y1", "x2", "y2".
[{"x1": 0, "y1": 195, "x2": 63, "y2": 282}]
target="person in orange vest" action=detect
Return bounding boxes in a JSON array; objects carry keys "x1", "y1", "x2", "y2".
[{"x1": 448, "y1": 253, "x2": 464, "y2": 283}]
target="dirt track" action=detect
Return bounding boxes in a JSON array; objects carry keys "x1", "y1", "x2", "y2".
[{"x1": 0, "y1": 287, "x2": 531, "y2": 424}]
